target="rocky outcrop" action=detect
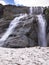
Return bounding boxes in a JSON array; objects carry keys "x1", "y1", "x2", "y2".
[
  {"x1": 0, "y1": 13, "x2": 48, "y2": 48},
  {"x1": 0, "y1": 4, "x2": 45, "y2": 19},
  {"x1": 0, "y1": 4, "x2": 29, "y2": 19},
  {"x1": 0, "y1": 15, "x2": 38, "y2": 48},
  {"x1": 43, "y1": 7, "x2": 49, "y2": 46},
  {"x1": 0, "y1": 4, "x2": 4, "y2": 18},
  {"x1": 3, "y1": 5, "x2": 29, "y2": 20},
  {"x1": 0, "y1": 4, "x2": 49, "y2": 47},
  {"x1": 0, "y1": 18, "x2": 12, "y2": 34}
]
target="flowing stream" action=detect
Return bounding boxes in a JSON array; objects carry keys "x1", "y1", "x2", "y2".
[
  {"x1": 29, "y1": 7, "x2": 32, "y2": 14},
  {"x1": 37, "y1": 14, "x2": 47, "y2": 47}
]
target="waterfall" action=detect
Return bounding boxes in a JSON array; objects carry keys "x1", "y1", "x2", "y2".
[
  {"x1": 29, "y1": 7, "x2": 32, "y2": 14},
  {"x1": 0, "y1": 14, "x2": 27, "y2": 46},
  {"x1": 37, "y1": 14, "x2": 47, "y2": 47}
]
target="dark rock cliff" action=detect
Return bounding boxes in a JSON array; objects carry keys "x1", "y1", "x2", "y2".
[
  {"x1": 0, "y1": 4, "x2": 29, "y2": 19},
  {"x1": 43, "y1": 7, "x2": 49, "y2": 46}
]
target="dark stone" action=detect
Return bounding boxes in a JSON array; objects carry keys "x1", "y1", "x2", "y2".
[
  {"x1": 0, "y1": 4, "x2": 4, "y2": 18},
  {"x1": 0, "y1": 15, "x2": 38, "y2": 48}
]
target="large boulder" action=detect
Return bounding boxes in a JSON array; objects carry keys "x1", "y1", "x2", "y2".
[
  {"x1": 3, "y1": 35, "x2": 29, "y2": 48},
  {"x1": 0, "y1": 15, "x2": 38, "y2": 48}
]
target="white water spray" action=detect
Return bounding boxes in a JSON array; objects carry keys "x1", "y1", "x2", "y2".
[
  {"x1": 0, "y1": 14, "x2": 27, "y2": 46},
  {"x1": 29, "y1": 7, "x2": 32, "y2": 14},
  {"x1": 37, "y1": 14, "x2": 47, "y2": 47}
]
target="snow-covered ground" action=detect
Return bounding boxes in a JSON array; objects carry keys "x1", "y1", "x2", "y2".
[{"x1": 0, "y1": 47, "x2": 49, "y2": 65}]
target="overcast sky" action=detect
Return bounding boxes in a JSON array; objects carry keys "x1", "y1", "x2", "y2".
[{"x1": 0, "y1": 0, "x2": 49, "y2": 7}]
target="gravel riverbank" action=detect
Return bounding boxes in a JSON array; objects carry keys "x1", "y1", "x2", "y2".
[{"x1": 0, "y1": 47, "x2": 49, "y2": 65}]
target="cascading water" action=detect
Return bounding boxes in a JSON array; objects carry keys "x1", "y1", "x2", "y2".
[
  {"x1": 0, "y1": 14, "x2": 27, "y2": 46},
  {"x1": 37, "y1": 14, "x2": 47, "y2": 47},
  {"x1": 29, "y1": 7, "x2": 32, "y2": 14}
]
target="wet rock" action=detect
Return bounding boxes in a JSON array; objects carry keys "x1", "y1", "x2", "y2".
[
  {"x1": 3, "y1": 35, "x2": 29, "y2": 48},
  {"x1": 0, "y1": 18, "x2": 12, "y2": 34},
  {"x1": 1, "y1": 15, "x2": 38, "y2": 48},
  {"x1": 26, "y1": 17, "x2": 38, "y2": 45},
  {"x1": 0, "y1": 5, "x2": 48, "y2": 47},
  {"x1": 43, "y1": 7, "x2": 49, "y2": 46},
  {"x1": 47, "y1": 33, "x2": 49, "y2": 46}
]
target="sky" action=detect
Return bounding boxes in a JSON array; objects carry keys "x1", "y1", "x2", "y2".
[
  {"x1": 0, "y1": 0, "x2": 49, "y2": 7},
  {"x1": 0, "y1": 0, "x2": 14, "y2": 5},
  {"x1": 4, "y1": 0, "x2": 14, "y2": 5}
]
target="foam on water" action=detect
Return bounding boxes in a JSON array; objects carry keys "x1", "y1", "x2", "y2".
[
  {"x1": 37, "y1": 14, "x2": 47, "y2": 47},
  {"x1": 29, "y1": 7, "x2": 32, "y2": 14}
]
